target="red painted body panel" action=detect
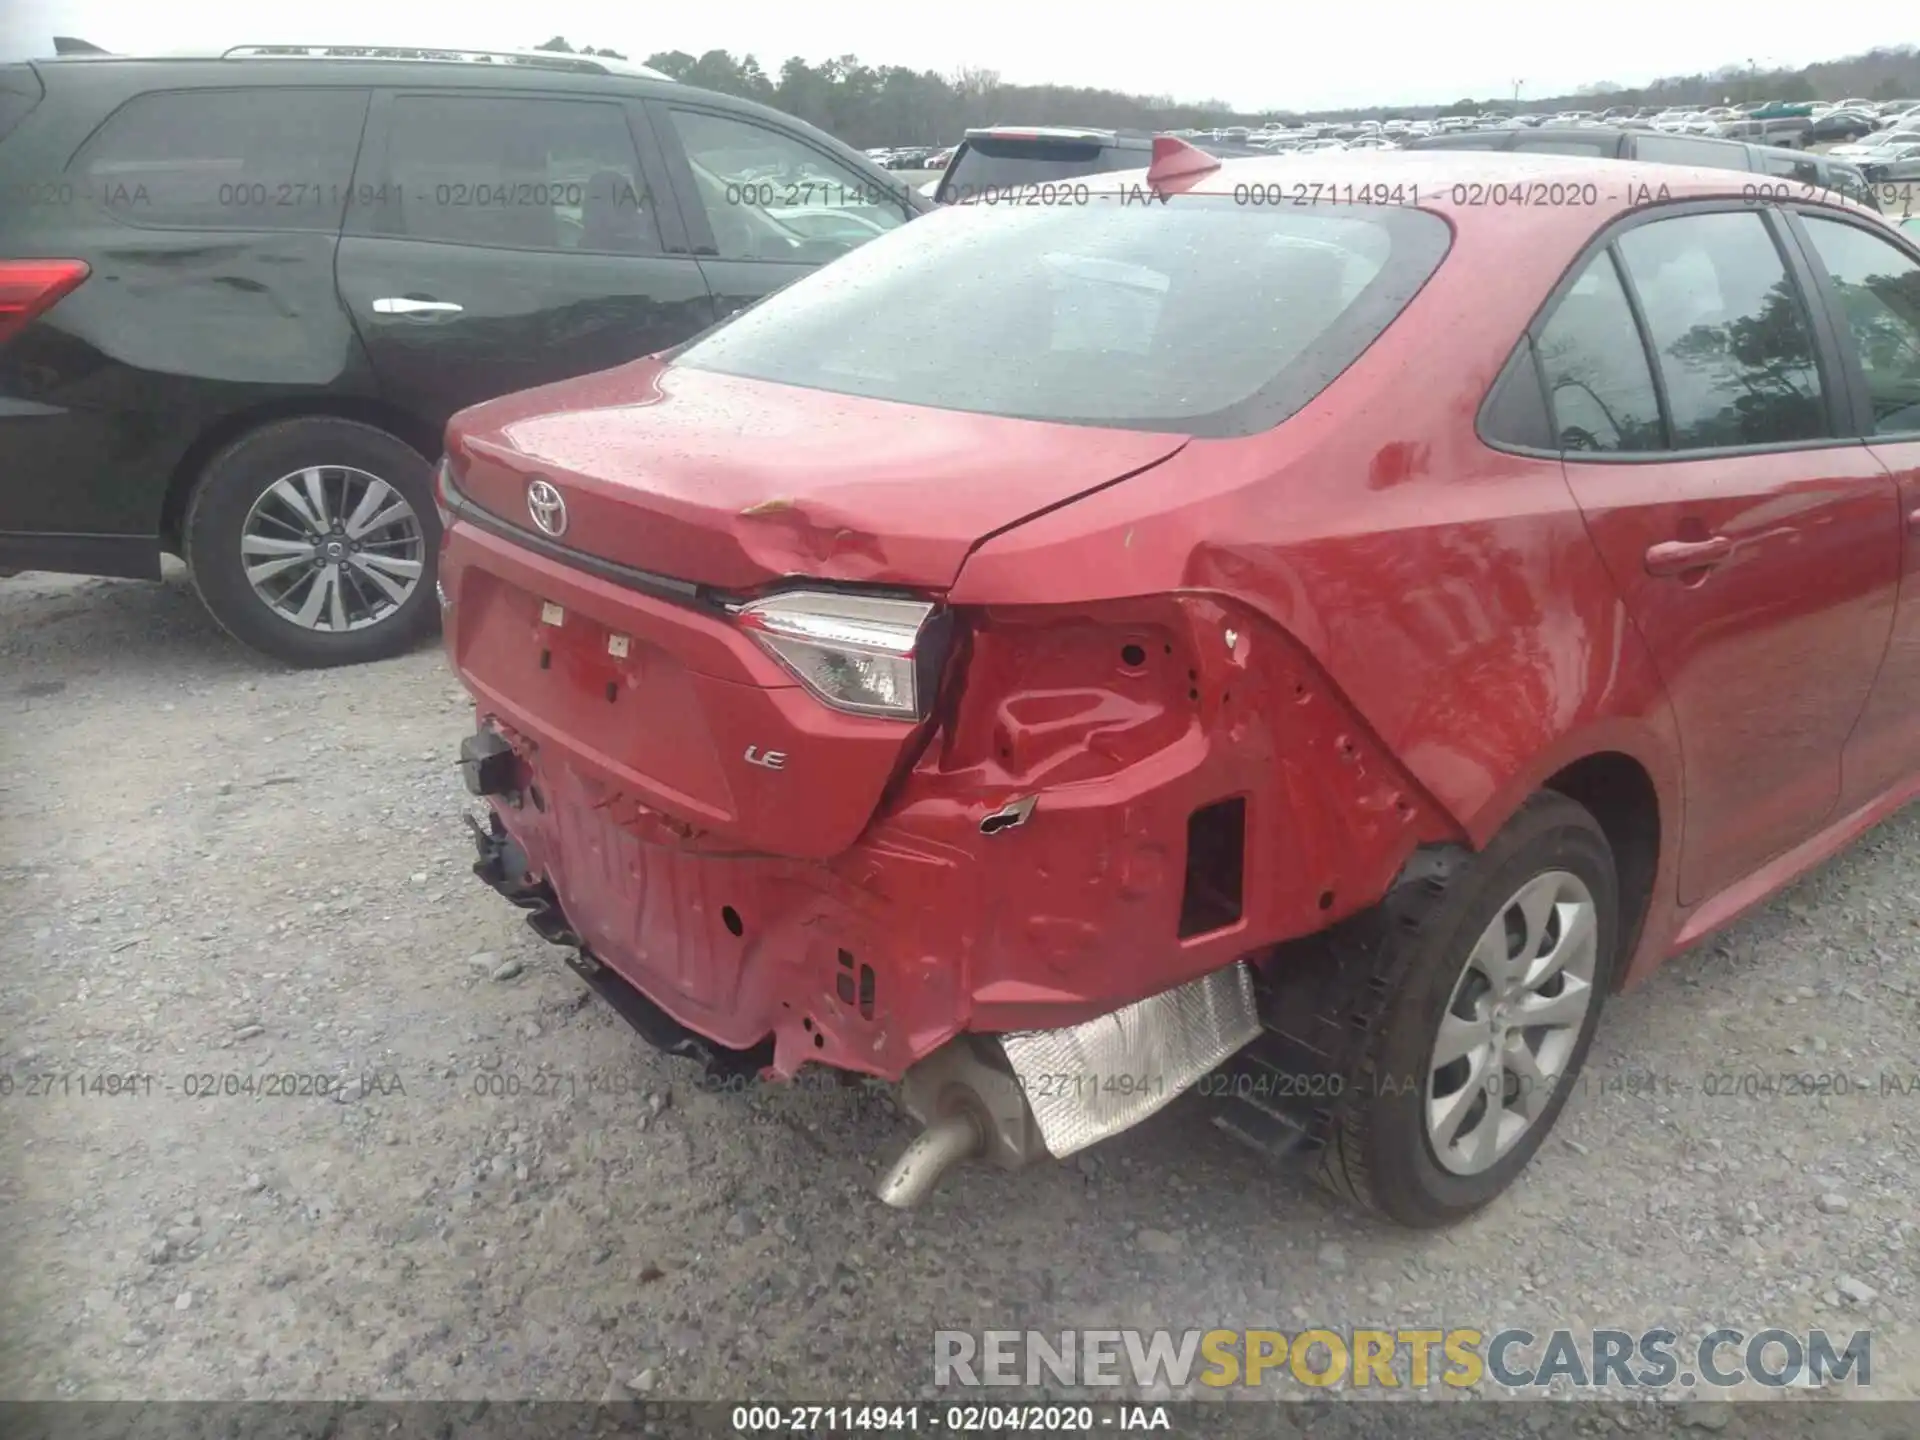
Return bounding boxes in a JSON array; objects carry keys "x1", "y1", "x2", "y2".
[
  {"x1": 440, "y1": 152, "x2": 1920, "y2": 1077},
  {"x1": 1561, "y1": 448, "x2": 1900, "y2": 903},
  {"x1": 1841, "y1": 439, "x2": 1920, "y2": 809},
  {"x1": 450, "y1": 362, "x2": 1187, "y2": 590}
]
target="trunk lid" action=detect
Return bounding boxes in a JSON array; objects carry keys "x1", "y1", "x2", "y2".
[{"x1": 447, "y1": 357, "x2": 1189, "y2": 593}]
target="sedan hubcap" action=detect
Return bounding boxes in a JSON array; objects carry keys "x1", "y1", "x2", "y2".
[
  {"x1": 1426, "y1": 869, "x2": 1598, "y2": 1177},
  {"x1": 241, "y1": 465, "x2": 424, "y2": 632}
]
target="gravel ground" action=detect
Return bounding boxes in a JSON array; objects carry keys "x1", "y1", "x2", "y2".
[{"x1": 3, "y1": 567, "x2": 1919, "y2": 1418}]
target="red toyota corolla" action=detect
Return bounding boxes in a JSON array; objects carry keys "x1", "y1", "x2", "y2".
[{"x1": 437, "y1": 142, "x2": 1920, "y2": 1227}]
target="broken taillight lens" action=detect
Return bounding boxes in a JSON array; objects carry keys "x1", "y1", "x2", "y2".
[
  {"x1": 735, "y1": 590, "x2": 937, "y2": 720},
  {"x1": 0, "y1": 259, "x2": 90, "y2": 348}
]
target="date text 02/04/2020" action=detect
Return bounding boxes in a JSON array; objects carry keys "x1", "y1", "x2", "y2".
[{"x1": 730, "y1": 1405, "x2": 1171, "y2": 1432}]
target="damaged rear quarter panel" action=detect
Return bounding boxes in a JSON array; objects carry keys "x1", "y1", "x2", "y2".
[{"x1": 943, "y1": 321, "x2": 1681, "y2": 951}]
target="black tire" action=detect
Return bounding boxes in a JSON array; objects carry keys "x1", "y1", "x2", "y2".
[
  {"x1": 1295, "y1": 793, "x2": 1619, "y2": 1227},
  {"x1": 183, "y1": 417, "x2": 440, "y2": 668}
]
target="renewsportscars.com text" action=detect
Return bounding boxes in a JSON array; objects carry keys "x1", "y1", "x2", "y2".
[{"x1": 933, "y1": 1327, "x2": 1871, "y2": 1390}]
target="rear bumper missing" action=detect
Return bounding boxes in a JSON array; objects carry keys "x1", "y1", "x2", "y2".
[{"x1": 469, "y1": 802, "x2": 1263, "y2": 1200}]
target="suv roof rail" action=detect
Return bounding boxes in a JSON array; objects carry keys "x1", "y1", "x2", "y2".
[{"x1": 218, "y1": 44, "x2": 673, "y2": 81}]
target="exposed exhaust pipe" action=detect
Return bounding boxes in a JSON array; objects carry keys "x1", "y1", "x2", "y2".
[
  {"x1": 874, "y1": 1039, "x2": 1047, "y2": 1208},
  {"x1": 876, "y1": 1111, "x2": 985, "y2": 1209}
]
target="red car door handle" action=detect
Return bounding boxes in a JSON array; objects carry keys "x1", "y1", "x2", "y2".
[{"x1": 1645, "y1": 536, "x2": 1734, "y2": 577}]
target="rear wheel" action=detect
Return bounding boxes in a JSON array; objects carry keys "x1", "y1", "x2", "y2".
[
  {"x1": 183, "y1": 417, "x2": 439, "y2": 667},
  {"x1": 1304, "y1": 793, "x2": 1619, "y2": 1226}
]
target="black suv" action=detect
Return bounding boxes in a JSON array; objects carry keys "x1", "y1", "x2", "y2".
[
  {"x1": 1405, "y1": 124, "x2": 1880, "y2": 210},
  {"x1": 0, "y1": 46, "x2": 927, "y2": 665}
]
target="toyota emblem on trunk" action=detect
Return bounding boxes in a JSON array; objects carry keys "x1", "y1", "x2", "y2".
[{"x1": 526, "y1": 479, "x2": 568, "y2": 537}]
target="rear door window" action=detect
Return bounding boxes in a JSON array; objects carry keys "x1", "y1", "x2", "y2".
[
  {"x1": 675, "y1": 195, "x2": 1451, "y2": 437},
  {"x1": 1799, "y1": 215, "x2": 1920, "y2": 436},
  {"x1": 376, "y1": 95, "x2": 663, "y2": 254},
  {"x1": 1534, "y1": 251, "x2": 1666, "y2": 452},
  {"x1": 1616, "y1": 210, "x2": 1831, "y2": 448},
  {"x1": 70, "y1": 87, "x2": 368, "y2": 230},
  {"x1": 939, "y1": 137, "x2": 1143, "y2": 203}
]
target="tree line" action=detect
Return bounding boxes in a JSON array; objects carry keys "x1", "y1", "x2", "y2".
[{"x1": 531, "y1": 36, "x2": 1920, "y2": 143}]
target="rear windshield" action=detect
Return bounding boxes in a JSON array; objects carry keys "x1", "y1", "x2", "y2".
[
  {"x1": 0, "y1": 65, "x2": 45, "y2": 146},
  {"x1": 938, "y1": 138, "x2": 1143, "y2": 203},
  {"x1": 675, "y1": 195, "x2": 1452, "y2": 438}
]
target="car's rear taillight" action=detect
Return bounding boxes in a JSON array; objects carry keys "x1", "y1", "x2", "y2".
[
  {"x1": 735, "y1": 590, "x2": 945, "y2": 721},
  {"x1": 0, "y1": 259, "x2": 90, "y2": 348}
]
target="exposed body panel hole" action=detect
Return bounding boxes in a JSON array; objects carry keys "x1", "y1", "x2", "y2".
[{"x1": 722, "y1": 906, "x2": 743, "y2": 937}]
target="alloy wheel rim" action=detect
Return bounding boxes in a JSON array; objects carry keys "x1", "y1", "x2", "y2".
[
  {"x1": 1426, "y1": 869, "x2": 1598, "y2": 1177},
  {"x1": 241, "y1": 466, "x2": 424, "y2": 633}
]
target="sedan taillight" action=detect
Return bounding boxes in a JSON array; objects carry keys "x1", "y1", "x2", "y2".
[
  {"x1": 735, "y1": 590, "x2": 940, "y2": 721},
  {"x1": 0, "y1": 259, "x2": 90, "y2": 347}
]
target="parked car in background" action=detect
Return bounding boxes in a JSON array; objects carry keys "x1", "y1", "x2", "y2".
[
  {"x1": 442, "y1": 141, "x2": 1920, "y2": 1229},
  {"x1": 1830, "y1": 130, "x2": 1920, "y2": 159},
  {"x1": 1406, "y1": 124, "x2": 1881, "y2": 209},
  {"x1": 1715, "y1": 115, "x2": 1812, "y2": 148},
  {"x1": 1810, "y1": 108, "x2": 1879, "y2": 142},
  {"x1": 930, "y1": 126, "x2": 1263, "y2": 205},
  {"x1": 1859, "y1": 144, "x2": 1920, "y2": 185},
  {"x1": 0, "y1": 45, "x2": 927, "y2": 664}
]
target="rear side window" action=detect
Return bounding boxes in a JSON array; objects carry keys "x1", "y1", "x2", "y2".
[
  {"x1": 1535, "y1": 251, "x2": 1665, "y2": 452},
  {"x1": 379, "y1": 96, "x2": 662, "y2": 255},
  {"x1": 665, "y1": 107, "x2": 905, "y2": 263},
  {"x1": 71, "y1": 88, "x2": 367, "y2": 231},
  {"x1": 1616, "y1": 211, "x2": 1829, "y2": 448},
  {"x1": 939, "y1": 138, "x2": 1142, "y2": 203},
  {"x1": 675, "y1": 195, "x2": 1451, "y2": 438},
  {"x1": 0, "y1": 64, "x2": 44, "y2": 145}
]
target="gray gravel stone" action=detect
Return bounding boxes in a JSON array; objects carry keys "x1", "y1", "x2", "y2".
[{"x1": 1836, "y1": 1275, "x2": 1878, "y2": 1305}]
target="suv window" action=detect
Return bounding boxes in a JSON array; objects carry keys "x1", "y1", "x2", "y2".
[
  {"x1": 1535, "y1": 251, "x2": 1665, "y2": 452},
  {"x1": 665, "y1": 107, "x2": 905, "y2": 263},
  {"x1": 676, "y1": 196, "x2": 1451, "y2": 438},
  {"x1": 71, "y1": 88, "x2": 367, "y2": 230},
  {"x1": 1616, "y1": 211, "x2": 1829, "y2": 448},
  {"x1": 1800, "y1": 216, "x2": 1920, "y2": 435},
  {"x1": 939, "y1": 137, "x2": 1142, "y2": 203},
  {"x1": 1756, "y1": 149, "x2": 1823, "y2": 186},
  {"x1": 1632, "y1": 133, "x2": 1748, "y2": 169},
  {"x1": 381, "y1": 95, "x2": 662, "y2": 254},
  {"x1": 1512, "y1": 132, "x2": 1623, "y2": 158}
]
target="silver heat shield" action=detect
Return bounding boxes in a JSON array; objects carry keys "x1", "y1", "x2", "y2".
[{"x1": 995, "y1": 963, "x2": 1261, "y2": 1157}]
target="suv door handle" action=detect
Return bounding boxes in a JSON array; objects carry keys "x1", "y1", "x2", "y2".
[
  {"x1": 371, "y1": 297, "x2": 463, "y2": 315},
  {"x1": 1645, "y1": 536, "x2": 1734, "y2": 577}
]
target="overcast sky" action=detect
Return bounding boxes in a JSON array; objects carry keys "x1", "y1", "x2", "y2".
[{"x1": 1, "y1": 0, "x2": 1911, "y2": 112}]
